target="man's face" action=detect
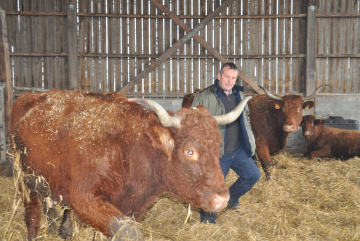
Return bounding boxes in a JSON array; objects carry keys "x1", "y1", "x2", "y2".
[{"x1": 217, "y1": 66, "x2": 238, "y2": 94}]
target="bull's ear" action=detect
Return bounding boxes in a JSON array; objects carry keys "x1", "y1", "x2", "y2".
[
  {"x1": 270, "y1": 100, "x2": 282, "y2": 110},
  {"x1": 146, "y1": 125, "x2": 175, "y2": 161},
  {"x1": 303, "y1": 101, "x2": 315, "y2": 110},
  {"x1": 314, "y1": 119, "x2": 322, "y2": 126}
]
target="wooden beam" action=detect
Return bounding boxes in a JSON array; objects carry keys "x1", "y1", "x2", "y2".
[
  {"x1": 67, "y1": 1, "x2": 78, "y2": 90},
  {"x1": 0, "y1": 9, "x2": 14, "y2": 145},
  {"x1": 118, "y1": 0, "x2": 236, "y2": 94},
  {"x1": 150, "y1": 0, "x2": 264, "y2": 94},
  {"x1": 305, "y1": 1, "x2": 316, "y2": 115}
]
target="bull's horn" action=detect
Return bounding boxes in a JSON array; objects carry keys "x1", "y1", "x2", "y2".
[
  {"x1": 214, "y1": 96, "x2": 252, "y2": 125},
  {"x1": 304, "y1": 84, "x2": 332, "y2": 101},
  {"x1": 128, "y1": 98, "x2": 181, "y2": 129},
  {"x1": 259, "y1": 86, "x2": 282, "y2": 100},
  {"x1": 317, "y1": 114, "x2": 330, "y2": 120}
]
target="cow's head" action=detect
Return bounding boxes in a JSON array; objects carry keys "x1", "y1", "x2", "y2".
[
  {"x1": 261, "y1": 85, "x2": 328, "y2": 133},
  {"x1": 301, "y1": 115, "x2": 322, "y2": 138},
  {"x1": 129, "y1": 96, "x2": 251, "y2": 212}
]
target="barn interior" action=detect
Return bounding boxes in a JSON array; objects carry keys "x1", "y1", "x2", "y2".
[{"x1": 0, "y1": 0, "x2": 359, "y2": 240}]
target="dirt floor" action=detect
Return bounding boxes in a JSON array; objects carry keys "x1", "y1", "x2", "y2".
[{"x1": 1, "y1": 150, "x2": 359, "y2": 241}]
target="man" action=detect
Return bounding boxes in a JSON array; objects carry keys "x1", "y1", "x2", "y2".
[{"x1": 191, "y1": 62, "x2": 260, "y2": 223}]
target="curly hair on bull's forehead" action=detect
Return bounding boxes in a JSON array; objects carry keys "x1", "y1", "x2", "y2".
[{"x1": 174, "y1": 108, "x2": 221, "y2": 144}]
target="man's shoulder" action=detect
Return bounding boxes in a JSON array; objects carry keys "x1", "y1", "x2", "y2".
[{"x1": 195, "y1": 85, "x2": 215, "y2": 97}]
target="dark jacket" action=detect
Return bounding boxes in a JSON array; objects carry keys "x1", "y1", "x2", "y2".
[{"x1": 191, "y1": 79, "x2": 256, "y2": 158}]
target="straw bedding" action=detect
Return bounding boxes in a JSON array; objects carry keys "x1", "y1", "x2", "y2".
[{"x1": 1, "y1": 150, "x2": 359, "y2": 240}]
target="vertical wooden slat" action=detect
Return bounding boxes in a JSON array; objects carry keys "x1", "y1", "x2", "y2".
[
  {"x1": 305, "y1": 0, "x2": 316, "y2": 110},
  {"x1": 67, "y1": 0, "x2": 78, "y2": 90},
  {"x1": 0, "y1": 9, "x2": 14, "y2": 144}
]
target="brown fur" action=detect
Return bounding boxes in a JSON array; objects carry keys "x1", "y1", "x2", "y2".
[
  {"x1": 301, "y1": 115, "x2": 360, "y2": 159},
  {"x1": 12, "y1": 89, "x2": 229, "y2": 240},
  {"x1": 182, "y1": 88, "x2": 201, "y2": 108}
]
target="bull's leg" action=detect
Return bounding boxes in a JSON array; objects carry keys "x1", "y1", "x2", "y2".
[
  {"x1": 309, "y1": 150, "x2": 329, "y2": 159},
  {"x1": 59, "y1": 208, "x2": 73, "y2": 239},
  {"x1": 24, "y1": 192, "x2": 42, "y2": 241},
  {"x1": 255, "y1": 146, "x2": 274, "y2": 180},
  {"x1": 70, "y1": 182, "x2": 143, "y2": 240},
  {"x1": 45, "y1": 206, "x2": 59, "y2": 234}
]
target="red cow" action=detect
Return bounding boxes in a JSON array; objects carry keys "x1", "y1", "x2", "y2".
[
  {"x1": 12, "y1": 89, "x2": 251, "y2": 240},
  {"x1": 182, "y1": 88, "x2": 201, "y2": 108},
  {"x1": 247, "y1": 87, "x2": 322, "y2": 178},
  {"x1": 301, "y1": 115, "x2": 360, "y2": 159}
]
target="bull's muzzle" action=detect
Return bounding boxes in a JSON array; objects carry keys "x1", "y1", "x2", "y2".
[
  {"x1": 209, "y1": 191, "x2": 230, "y2": 212},
  {"x1": 283, "y1": 124, "x2": 298, "y2": 133}
]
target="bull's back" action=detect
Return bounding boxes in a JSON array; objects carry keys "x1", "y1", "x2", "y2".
[
  {"x1": 13, "y1": 90, "x2": 154, "y2": 197},
  {"x1": 11, "y1": 92, "x2": 48, "y2": 133},
  {"x1": 324, "y1": 127, "x2": 360, "y2": 159}
]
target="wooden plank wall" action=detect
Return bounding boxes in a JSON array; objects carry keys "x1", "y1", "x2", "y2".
[
  {"x1": 316, "y1": 0, "x2": 360, "y2": 94},
  {"x1": 1, "y1": 0, "x2": 359, "y2": 97},
  {"x1": 2, "y1": 0, "x2": 67, "y2": 92}
]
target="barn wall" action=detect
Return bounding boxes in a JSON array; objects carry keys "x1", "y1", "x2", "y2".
[{"x1": 2, "y1": 0, "x2": 359, "y2": 98}]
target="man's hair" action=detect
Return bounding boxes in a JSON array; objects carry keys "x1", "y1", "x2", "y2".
[{"x1": 219, "y1": 62, "x2": 238, "y2": 74}]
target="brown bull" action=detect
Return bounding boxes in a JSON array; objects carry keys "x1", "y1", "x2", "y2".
[
  {"x1": 12, "y1": 89, "x2": 251, "y2": 240},
  {"x1": 247, "y1": 87, "x2": 322, "y2": 178},
  {"x1": 301, "y1": 115, "x2": 360, "y2": 159}
]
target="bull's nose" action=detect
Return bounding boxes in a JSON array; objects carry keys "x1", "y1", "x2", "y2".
[
  {"x1": 211, "y1": 192, "x2": 230, "y2": 211},
  {"x1": 304, "y1": 131, "x2": 311, "y2": 136},
  {"x1": 283, "y1": 124, "x2": 297, "y2": 133}
]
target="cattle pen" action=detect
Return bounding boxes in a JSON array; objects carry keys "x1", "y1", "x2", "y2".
[{"x1": 0, "y1": 0, "x2": 360, "y2": 240}]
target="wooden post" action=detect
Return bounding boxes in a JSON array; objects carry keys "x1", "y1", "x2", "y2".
[
  {"x1": 0, "y1": 9, "x2": 14, "y2": 145},
  {"x1": 305, "y1": 0, "x2": 316, "y2": 114},
  {"x1": 67, "y1": 0, "x2": 78, "y2": 90}
]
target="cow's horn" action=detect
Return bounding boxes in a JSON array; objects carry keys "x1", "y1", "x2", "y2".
[
  {"x1": 128, "y1": 98, "x2": 181, "y2": 129},
  {"x1": 214, "y1": 96, "x2": 252, "y2": 125},
  {"x1": 259, "y1": 86, "x2": 282, "y2": 100},
  {"x1": 304, "y1": 84, "x2": 331, "y2": 101}
]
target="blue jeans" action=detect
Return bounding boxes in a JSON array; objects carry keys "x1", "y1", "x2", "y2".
[
  {"x1": 200, "y1": 144, "x2": 260, "y2": 223},
  {"x1": 221, "y1": 144, "x2": 260, "y2": 207}
]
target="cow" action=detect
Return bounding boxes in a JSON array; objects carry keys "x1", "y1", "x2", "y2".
[
  {"x1": 182, "y1": 88, "x2": 201, "y2": 108},
  {"x1": 185, "y1": 85, "x2": 328, "y2": 179},
  {"x1": 301, "y1": 115, "x2": 360, "y2": 159},
  {"x1": 12, "y1": 89, "x2": 252, "y2": 240},
  {"x1": 246, "y1": 87, "x2": 323, "y2": 178}
]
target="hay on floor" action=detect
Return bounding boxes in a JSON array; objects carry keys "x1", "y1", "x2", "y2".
[{"x1": 1, "y1": 151, "x2": 359, "y2": 240}]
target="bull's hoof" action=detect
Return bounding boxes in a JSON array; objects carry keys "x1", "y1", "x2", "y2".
[
  {"x1": 262, "y1": 164, "x2": 275, "y2": 180},
  {"x1": 59, "y1": 209, "x2": 73, "y2": 239},
  {"x1": 46, "y1": 207, "x2": 59, "y2": 234},
  {"x1": 110, "y1": 217, "x2": 143, "y2": 241},
  {"x1": 264, "y1": 170, "x2": 272, "y2": 180}
]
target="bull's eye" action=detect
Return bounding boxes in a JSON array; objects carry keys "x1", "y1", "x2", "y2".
[{"x1": 184, "y1": 147, "x2": 199, "y2": 161}]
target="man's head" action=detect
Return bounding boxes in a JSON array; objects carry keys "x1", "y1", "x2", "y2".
[{"x1": 218, "y1": 63, "x2": 238, "y2": 94}]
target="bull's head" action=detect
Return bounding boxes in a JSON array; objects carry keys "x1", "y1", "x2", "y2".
[
  {"x1": 128, "y1": 97, "x2": 251, "y2": 212},
  {"x1": 260, "y1": 85, "x2": 328, "y2": 133},
  {"x1": 301, "y1": 115, "x2": 323, "y2": 138}
]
